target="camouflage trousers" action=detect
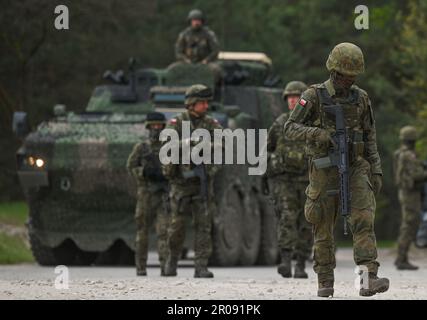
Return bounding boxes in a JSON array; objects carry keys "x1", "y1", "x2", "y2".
[
  {"x1": 270, "y1": 175, "x2": 312, "y2": 259},
  {"x1": 135, "y1": 188, "x2": 170, "y2": 271},
  {"x1": 305, "y1": 158, "x2": 379, "y2": 282},
  {"x1": 397, "y1": 189, "x2": 421, "y2": 259},
  {"x1": 167, "y1": 183, "x2": 214, "y2": 266}
]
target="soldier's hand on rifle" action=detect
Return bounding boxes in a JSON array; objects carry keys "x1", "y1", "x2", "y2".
[
  {"x1": 313, "y1": 128, "x2": 336, "y2": 147},
  {"x1": 371, "y1": 174, "x2": 382, "y2": 195}
]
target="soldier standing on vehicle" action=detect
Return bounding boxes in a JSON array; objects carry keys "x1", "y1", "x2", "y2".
[
  {"x1": 175, "y1": 9, "x2": 220, "y2": 64},
  {"x1": 127, "y1": 112, "x2": 169, "y2": 276},
  {"x1": 394, "y1": 126, "x2": 427, "y2": 270},
  {"x1": 265, "y1": 81, "x2": 313, "y2": 279},
  {"x1": 162, "y1": 84, "x2": 222, "y2": 278},
  {"x1": 284, "y1": 42, "x2": 389, "y2": 297}
]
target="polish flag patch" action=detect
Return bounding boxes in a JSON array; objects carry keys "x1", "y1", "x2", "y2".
[
  {"x1": 299, "y1": 98, "x2": 307, "y2": 107},
  {"x1": 170, "y1": 118, "x2": 177, "y2": 124}
]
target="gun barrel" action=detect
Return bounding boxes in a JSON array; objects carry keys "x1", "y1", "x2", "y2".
[{"x1": 323, "y1": 104, "x2": 351, "y2": 234}]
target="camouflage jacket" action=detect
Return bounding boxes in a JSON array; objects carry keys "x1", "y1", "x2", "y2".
[
  {"x1": 127, "y1": 139, "x2": 168, "y2": 192},
  {"x1": 162, "y1": 110, "x2": 222, "y2": 185},
  {"x1": 393, "y1": 144, "x2": 427, "y2": 190},
  {"x1": 284, "y1": 79, "x2": 382, "y2": 175},
  {"x1": 266, "y1": 112, "x2": 308, "y2": 179},
  {"x1": 175, "y1": 26, "x2": 220, "y2": 63}
]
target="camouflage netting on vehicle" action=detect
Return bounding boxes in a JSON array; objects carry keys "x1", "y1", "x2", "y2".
[
  {"x1": 86, "y1": 85, "x2": 154, "y2": 113},
  {"x1": 23, "y1": 116, "x2": 149, "y2": 250},
  {"x1": 165, "y1": 63, "x2": 215, "y2": 88}
]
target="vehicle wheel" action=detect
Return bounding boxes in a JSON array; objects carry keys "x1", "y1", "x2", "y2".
[
  {"x1": 75, "y1": 249, "x2": 98, "y2": 266},
  {"x1": 29, "y1": 231, "x2": 57, "y2": 266},
  {"x1": 52, "y1": 239, "x2": 79, "y2": 265},
  {"x1": 256, "y1": 196, "x2": 279, "y2": 265},
  {"x1": 95, "y1": 241, "x2": 134, "y2": 265},
  {"x1": 116, "y1": 242, "x2": 135, "y2": 265},
  {"x1": 239, "y1": 189, "x2": 261, "y2": 265},
  {"x1": 210, "y1": 185, "x2": 243, "y2": 266}
]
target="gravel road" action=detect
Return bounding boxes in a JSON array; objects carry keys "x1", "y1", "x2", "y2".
[{"x1": 1, "y1": 248, "x2": 426, "y2": 300}]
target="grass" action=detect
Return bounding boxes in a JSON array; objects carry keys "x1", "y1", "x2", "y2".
[
  {"x1": 0, "y1": 201, "x2": 33, "y2": 264},
  {"x1": 0, "y1": 202, "x2": 28, "y2": 226},
  {"x1": 0, "y1": 233, "x2": 34, "y2": 264},
  {"x1": 337, "y1": 240, "x2": 396, "y2": 248}
]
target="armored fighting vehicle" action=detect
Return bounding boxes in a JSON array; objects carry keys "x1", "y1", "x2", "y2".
[{"x1": 13, "y1": 52, "x2": 284, "y2": 266}]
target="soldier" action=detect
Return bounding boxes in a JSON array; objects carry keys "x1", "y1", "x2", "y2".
[
  {"x1": 266, "y1": 81, "x2": 313, "y2": 279},
  {"x1": 162, "y1": 84, "x2": 222, "y2": 278},
  {"x1": 284, "y1": 42, "x2": 389, "y2": 297},
  {"x1": 394, "y1": 126, "x2": 427, "y2": 270},
  {"x1": 175, "y1": 9, "x2": 220, "y2": 64},
  {"x1": 127, "y1": 112, "x2": 169, "y2": 276}
]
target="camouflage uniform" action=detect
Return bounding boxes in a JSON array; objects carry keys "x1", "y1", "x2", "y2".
[
  {"x1": 127, "y1": 113, "x2": 169, "y2": 276},
  {"x1": 394, "y1": 126, "x2": 427, "y2": 270},
  {"x1": 172, "y1": 10, "x2": 221, "y2": 82},
  {"x1": 266, "y1": 81, "x2": 312, "y2": 278},
  {"x1": 175, "y1": 26, "x2": 219, "y2": 64},
  {"x1": 284, "y1": 43, "x2": 389, "y2": 297},
  {"x1": 163, "y1": 85, "x2": 222, "y2": 278}
]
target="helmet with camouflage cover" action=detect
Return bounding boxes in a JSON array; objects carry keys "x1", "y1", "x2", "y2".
[
  {"x1": 187, "y1": 9, "x2": 204, "y2": 22},
  {"x1": 399, "y1": 125, "x2": 418, "y2": 141},
  {"x1": 326, "y1": 42, "x2": 365, "y2": 76},
  {"x1": 185, "y1": 84, "x2": 213, "y2": 107},
  {"x1": 282, "y1": 81, "x2": 308, "y2": 100},
  {"x1": 145, "y1": 111, "x2": 166, "y2": 128}
]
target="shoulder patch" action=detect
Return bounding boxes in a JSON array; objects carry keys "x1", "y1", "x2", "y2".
[
  {"x1": 299, "y1": 98, "x2": 307, "y2": 107},
  {"x1": 169, "y1": 118, "x2": 177, "y2": 125}
]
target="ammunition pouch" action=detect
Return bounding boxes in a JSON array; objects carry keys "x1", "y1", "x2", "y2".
[
  {"x1": 267, "y1": 150, "x2": 307, "y2": 177},
  {"x1": 350, "y1": 130, "x2": 364, "y2": 162}
]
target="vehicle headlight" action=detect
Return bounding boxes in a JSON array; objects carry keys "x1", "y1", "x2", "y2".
[
  {"x1": 35, "y1": 158, "x2": 45, "y2": 168},
  {"x1": 26, "y1": 156, "x2": 46, "y2": 169}
]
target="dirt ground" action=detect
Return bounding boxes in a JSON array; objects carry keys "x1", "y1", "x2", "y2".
[{"x1": 1, "y1": 248, "x2": 426, "y2": 300}]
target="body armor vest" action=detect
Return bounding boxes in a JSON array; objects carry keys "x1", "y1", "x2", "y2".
[
  {"x1": 269, "y1": 114, "x2": 308, "y2": 176},
  {"x1": 307, "y1": 85, "x2": 366, "y2": 162}
]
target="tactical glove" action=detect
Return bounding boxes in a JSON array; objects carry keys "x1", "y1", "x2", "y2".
[{"x1": 310, "y1": 128, "x2": 332, "y2": 144}]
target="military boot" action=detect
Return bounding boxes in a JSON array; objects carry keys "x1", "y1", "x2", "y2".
[
  {"x1": 194, "y1": 265, "x2": 214, "y2": 278},
  {"x1": 359, "y1": 273, "x2": 390, "y2": 297},
  {"x1": 395, "y1": 260, "x2": 419, "y2": 270},
  {"x1": 278, "y1": 249, "x2": 292, "y2": 278},
  {"x1": 395, "y1": 249, "x2": 418, "y2": 270},
  {"x1": 164, "y1": 256, "x2": 178, "y2": 277},
  {"x1": 294, "y1": 256, "x2": 308, "y2": 279},
  {"x1": 136, "y1": 267, "x2": 147, "y2": 276},
  {"x1": 317, "y1": 280, "x2": 334, "y2": 298}
]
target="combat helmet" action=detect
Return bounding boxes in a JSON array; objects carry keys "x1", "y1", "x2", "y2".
[
  {"x1": 326, "y1": 42, "x2": 365, "y2": 76},
  {"x1": 145, "y1": 112, "x2": 166, "y2": 128},
  {"x1": 282, "y1": 81, "x2": 308, "y2": 100},
  {"x1": 187, "y1": 9, "x2": 204, "y2": 22},
  {"x1": 399, "y1": 125, "x2": 418, "y2": 141},
  {"x1": 185, "y1": 84, "x2": 213, "y2": 107}
]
